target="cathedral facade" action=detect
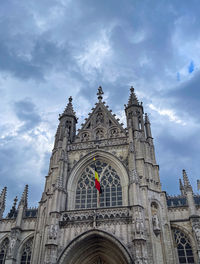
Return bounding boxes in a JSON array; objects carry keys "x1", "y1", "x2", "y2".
[{"x1": 0, "y1": 87, "x2": 200, "y2": 264}]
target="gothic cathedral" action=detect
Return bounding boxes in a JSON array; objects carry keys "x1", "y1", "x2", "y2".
[{"x1": 0, "y1": 87, "x2": 200, "y2": 264}]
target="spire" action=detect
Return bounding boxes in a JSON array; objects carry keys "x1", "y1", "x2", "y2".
[
  {"x1": 18, "y1": 184, "x2": 28, "y2": 208},
  {"x1": 0, "y1": 187, "x2": 7, "y2": 218},
  {"x1": 127, "y1": 86, "x2": 139, "y2": 107},
  {"x1": 97, "y1": 86, "x2": 104, "y2": 101},
  {"x1": 182, "y1": 169, "x2": 192, "y2": 192},
  {"x1": 144, "y1": 113, "x2": 150, "y2": 124},
  {"x1": 179, "y1": 178, "x2": 185, "y2": 196},
  {"x1": 7, "y1": 196, "x2": 18, "y2": 218},
  {"x1": 197, "y1": 179, "x2": 200, "y2": 191},
  {"x1": 59, "y1": 96, "x2": 77, "y2": 119}
]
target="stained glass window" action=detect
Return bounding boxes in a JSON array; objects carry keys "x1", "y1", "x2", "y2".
[
  {"x1": 173, "y1": 228, "x2": 194, "y2": 264},
  {"x1": 75, "y1": 161, "x2": 122, "y2": 209},
  {"x1": 20, "y1": 238, "x2": 33, "y2": 264}
]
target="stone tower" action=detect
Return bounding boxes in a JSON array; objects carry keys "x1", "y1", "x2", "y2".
[{"x1": 0, "y1": 86, "x2": 200, "y2": 264}]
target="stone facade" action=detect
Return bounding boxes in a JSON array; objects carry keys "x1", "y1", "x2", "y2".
[{"x1": 0, "y1": 86, "x2": 200, "y2": 264}]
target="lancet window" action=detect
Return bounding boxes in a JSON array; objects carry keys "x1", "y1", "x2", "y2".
[
  {"x1": 75, "y1": 161, "x2": 122, "y2": 209},
  {"x1": 0, "y1": 238, "x2": 9, "y2": 264},
  {"x1": 20, "y1": 238, "x2": 33, "y2": 264},
  {"x1": 173, "y1": 228, "x2": 194, "y2": 264}
]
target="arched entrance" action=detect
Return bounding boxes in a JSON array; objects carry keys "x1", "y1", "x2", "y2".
[{"x1": 58, "y1": 230, "x2": 133, "y2": 264}]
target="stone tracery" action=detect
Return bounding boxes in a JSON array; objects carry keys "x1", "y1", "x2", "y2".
[
  {"x1": 173, "y1": 228, "x2": 194, "y2": 264},
  {"x1": 0, "y1": 238, "x2": 9, "y2": 264},
  {"x1": 75, "y1": 161, "x2": 122, "y2": 209}
]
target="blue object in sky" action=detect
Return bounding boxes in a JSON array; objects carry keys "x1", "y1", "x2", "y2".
[{"x1": 188, "y1": 61, "x2": 194, "y2": 73}]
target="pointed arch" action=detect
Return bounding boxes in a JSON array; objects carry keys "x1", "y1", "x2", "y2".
[
  {"x1": 67, "y1": 150, "x2": 129, "y2": 210},
  {"x1": 57, "y1": 229, "x2": 133, "y2": 264},
  {"x1": 16, "y1": 235, "x2": 34, "y2": 264},
  {"x1": 0, "y1": 237, "x2": 9, "y2": 264},
  {"x1": 171, "y1": 224, "x2": 197, "y2": 264}
]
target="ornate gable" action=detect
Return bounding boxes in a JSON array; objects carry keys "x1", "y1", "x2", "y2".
[{"x1": 75, "y1": 87, "x2": 126, "y2": 142}]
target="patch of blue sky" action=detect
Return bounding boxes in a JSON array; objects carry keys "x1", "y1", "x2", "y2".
[
  {"x1": 188, "y1": 61, "x2": 194, "y2": 74},
  {"x1": 177, "y1": 72, "x2": 180, "y2": 81}
]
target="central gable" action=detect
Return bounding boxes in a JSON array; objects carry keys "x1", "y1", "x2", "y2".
[{"x1": 75, "y1": 100, "x2": 126, "y2": 143}]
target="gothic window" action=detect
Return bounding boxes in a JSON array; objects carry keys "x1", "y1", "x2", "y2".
[
  {"x1": 173, "y1": 228, "x2": 194, "y2": 264},
  {"x1": 75, "y1": 161, "x2": 122, "y2": 209},
  {"x1": 0, "y1": 238, "x2": 9, "y2": 264},
  {"x1": 20, "y1": 238, "x2": 33, "y2": 264}
]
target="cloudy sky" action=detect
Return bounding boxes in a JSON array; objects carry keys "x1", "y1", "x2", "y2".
[{"x1": 0, "y1": 0, "x2": 200, "y2": 213}]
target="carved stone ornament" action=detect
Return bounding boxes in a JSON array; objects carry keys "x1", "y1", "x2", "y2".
[
  {"x1": 152, "y1": 213, "x2": 161, "y2": 236},
  {"x1": 68, "y1": 138, "x2": 128, "y2": 151},
  {"x1": 96, "y1": 112, "x2": 104, "y2": 125},
  {"x1": 193, "y1": 224, "x2": 200, "y2": 245},
  {"x1": 49, "y1": 224, "x2": 58, "y2": 240},
  {"x1": 8, "y1": 236, "x2": 16, "y2": 256}
]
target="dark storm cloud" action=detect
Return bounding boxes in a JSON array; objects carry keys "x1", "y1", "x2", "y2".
[
  {"x1": 155, "y1": 130, "x2": 200, "y2": 194},
  {"x1": 1, "y1": 0, "x2": 200, "y2": 213},
  {"x1": 167, "y1": 71, "x2": 200, "y2": 120},
  {"x1": 14, "y1": 99, "x2": 41, "y2": 131}
]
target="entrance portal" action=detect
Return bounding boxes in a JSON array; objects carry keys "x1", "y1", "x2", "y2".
[{"x1": 58, "y1": 230, "x2": 133, "y2": 264}]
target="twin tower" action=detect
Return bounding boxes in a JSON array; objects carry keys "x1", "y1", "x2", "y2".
[{"x1": 0, "y1": 87, "x2": 199, "y2": 264}]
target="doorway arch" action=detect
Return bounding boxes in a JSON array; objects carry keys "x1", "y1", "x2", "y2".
[{"x1": 58, "y1": 229, "x2": 133, "y2": 264}]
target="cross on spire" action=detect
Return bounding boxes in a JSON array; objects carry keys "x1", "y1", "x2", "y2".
[{"x1": 97, "y1": 86, "x2": 104, "y2": 101}]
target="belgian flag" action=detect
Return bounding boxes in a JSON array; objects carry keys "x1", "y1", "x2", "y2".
[{"x1": 93, "y1": 158, "x2": 102, "y2": 194}]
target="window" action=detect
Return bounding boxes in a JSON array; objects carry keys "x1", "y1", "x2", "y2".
[
  {"x1": 75, "y1": 161, "x2": 122, "y2": 209},
  {"x1": 20, "y1": 238, "x2": 33, "y2": 264},
  {"x1": 0, "y1": 238, "x2": 9, "y2": 264},
  {"x1": 173, "y1": 228, "x2": 194, "y2": 264}
]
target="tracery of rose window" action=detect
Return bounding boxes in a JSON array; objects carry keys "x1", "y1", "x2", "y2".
[{"x1": 75, "y1": 161, "x2": 122, "y2": 209}]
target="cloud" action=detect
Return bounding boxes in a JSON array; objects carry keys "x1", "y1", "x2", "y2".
[{"x1": 1, "y1": 0, "x2": 200, "y2": 214}]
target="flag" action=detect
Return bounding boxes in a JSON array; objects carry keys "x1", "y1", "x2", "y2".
[{"x1": 93, "y1": 158, "x2": 102, "y2": 193}]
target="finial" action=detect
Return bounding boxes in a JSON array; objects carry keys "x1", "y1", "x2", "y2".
[
  {"x1": 0, "y1": 187, "x2": 7, "y2": 218},
  {"x1": 197, "y1": 180, "x2": 200, "y2": 191},
  {"x1": 182, "y1": 169, "x2": 192, "y2": 192},
  {"x1": 18, "y1": 185, "x2": 28, "y2": 208},
  {"x1": 126, "y1": 86, "x2": 139, "y2": 107},
  {"x1": 130, "y1": 86, "x2": 134, "y2": 93},
  {"x1": 13, "y1": 196, "x2": 18, "y2": 208},
  {"x1": 7, "y1": 196, "x2": 18, "y2": 218},
  {"x1": 179, "y1": 179, "x2": 185, "y2": 196},
  {"x1": 59, "y1": 96, "x2": 77, "y2": 120},
  {"x1": 97, "y1": 86, "x2": 104, "y2": 101}
]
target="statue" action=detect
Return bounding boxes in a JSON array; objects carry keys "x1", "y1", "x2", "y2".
[
  {"x1": 49, "y1": 224, "x2": 58, "y2": 240},
  {"x1": 8, "y1": 237, "x2": 16, "y2": 256}
]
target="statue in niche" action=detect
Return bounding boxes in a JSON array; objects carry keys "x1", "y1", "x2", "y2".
[
  {"x1": 152, "y1": 213, "x2": 161, "y2": 236},
  {"x1": 110, "y1": 128, "x2": 118, "y2": 138},
  {"x1": 96, "y1": 112, "x2": 104, "y2": 124},
  {"x1": 193, "y1": 224, "x2": 200, "y2": 244},
  {"x1": 152, "y1": 214, "x2": 160, "y2": 230},
  {"x1": 96, "y1": 129, "x2": 104, "y2": 140},
  {"x1": 81, "y1": 132, "x2": 89, "y2": 142},
  {"x1": 49, "y1": 224, "x2": 58, "y2": 240},
  {"x1": 8, "y1": 236, "x2": 16, "y2": 256}
]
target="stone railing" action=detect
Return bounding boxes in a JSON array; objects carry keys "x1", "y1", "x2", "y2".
[{"x1": 59, "y1": 206, "x2": 131, "y2": 227}]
